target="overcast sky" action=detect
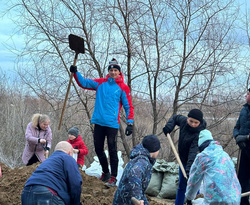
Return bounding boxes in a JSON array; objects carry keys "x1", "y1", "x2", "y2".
[{"x1": 0, "y1": 0, "x2": 249, "y2": 76}]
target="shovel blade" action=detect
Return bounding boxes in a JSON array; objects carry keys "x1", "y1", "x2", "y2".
[{"x1": 68, "y1": 34, "x2": 85, "y2": 54}]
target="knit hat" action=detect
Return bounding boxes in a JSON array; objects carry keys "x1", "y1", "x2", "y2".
[
  {"x1": 68, "y1": 126, "x2": 79, "y2": 138},
  {"x1": 142, "y1": 135, "x2": 161, "y2": 153},
  {"x1": 108, "y1": 58, "x2": 121, "y2": 72},
  {"x1": 198, "y1": 129, "x2": 213, "y2": 146},
  {"x1": 188, "y1": 109, "x2": 203, "y2": 123}
]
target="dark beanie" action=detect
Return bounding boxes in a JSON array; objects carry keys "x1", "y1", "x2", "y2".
[
  {"x1": 68, "y1": 126, "x2": 79, "y2": 138},
  {"x1": 188, "y1": 109, "x2": 203, "y2": 122},
  {"x1": 108, "y1": 58, "x2": 121, "y2": 72},
  {"x1": 142, "y1": 135, "x2": 161, "y2": 153}
]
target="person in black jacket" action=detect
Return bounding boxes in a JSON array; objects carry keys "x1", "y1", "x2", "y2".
[
  {"x1": 163, "y1": 109, "x2": 206, "y2": 205},
  {"x1": 233, "y1": 88, "x2": 250, "y2": 205}
]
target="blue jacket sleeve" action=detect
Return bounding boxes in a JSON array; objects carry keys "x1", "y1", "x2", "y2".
[
  {"x1": 64, "y1": 157, "x2": 82, "y2": 205},
  {"x1": 128, "y1": 161, "x2": 149, "y2": 203},
  {"x1": 74, "y1": 72, "x2": 99, "y2": 90}
]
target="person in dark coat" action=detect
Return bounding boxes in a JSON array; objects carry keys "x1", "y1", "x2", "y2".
[
  {"x1": 163, "y1": 109, "x2": 206, "y2": 205},
  {"x1": 233, "y1": 88, "x2": 250, "y2": 205},
  {"x1": 21, "y1": 141, "x2": 82, "y2": 205},
  {"x1": 112, "y1": 135, "x2": 161, "y2": 205}
]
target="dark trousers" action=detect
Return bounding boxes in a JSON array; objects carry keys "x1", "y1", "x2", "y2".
[
  {"x1": 93, "y1": 124, "x2": 118, "y2": 177},
  {"x1": 239, "y1": 149, "x2": 250, "y2": 205},
  {"x1": 21, "y1": 185, "x2": 64, "y2": 205},
  {"x1": 26, "y1": 154, "x2": 39, "y2": 166},
  {"x1": 175, "y1": 166, "x2": 187, "y2": 205}
]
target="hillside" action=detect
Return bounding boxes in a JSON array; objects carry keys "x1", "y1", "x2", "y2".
[{"x1": 0, "y1": 162, "x2": 175, "y2": 205}]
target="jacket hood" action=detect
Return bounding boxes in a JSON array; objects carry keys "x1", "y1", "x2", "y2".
[
  {"x1": 105, "y1": 72, "x2": 124, "y2": 83},
  {"x1": 130, "y1": 144, "x2": 156, "y2": 165},
  {"x1": 69, "y1": 135, "x2": 83, "y2": 143},
  {"x1": 243, "y1": 103, "x2": 250, "y2": 109},
  {"x1": 200, "y1": 141, "x2": 223, "y2": 157}
]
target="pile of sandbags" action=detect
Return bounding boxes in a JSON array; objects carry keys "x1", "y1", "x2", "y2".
[{"x1": 145, "y1": 159, "x2": 179, "y2": 199}]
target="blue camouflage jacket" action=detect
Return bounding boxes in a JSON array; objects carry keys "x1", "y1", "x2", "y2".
[{"x1": 113, "y1": 144, "x2": 155, "y2": 205}]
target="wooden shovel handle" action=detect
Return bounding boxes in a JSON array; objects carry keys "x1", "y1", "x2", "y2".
[
  {"x1": 131, "y1": 197, "x2": 140, "y2": 205},
  {"x1": 167, "y1": 133, "x2": 187, "y2": 179},
  {"x1": 236, "y1": 149, "x2": 241, "y2": 177},
  {"x1": 242, "y1": 191, "x2": 250, "y2": 197},
  {"x1": 58, "y1": 54, "x2": 78, "y2": 130},
  {"x1": 45, "y1": 150, "x2": 49, "y2": 159}
]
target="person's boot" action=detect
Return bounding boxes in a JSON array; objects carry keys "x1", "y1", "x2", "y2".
[
  {"x1": 99, "y1": 172, "x2": 111, "y2": 182},
  {"x1": 105, "y1": 176, "x2": 117, "y2": 187}
]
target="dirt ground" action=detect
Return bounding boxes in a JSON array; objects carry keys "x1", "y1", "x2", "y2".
[{"x1": 0, "y1": 162, "x2": 175, "y2": 205}]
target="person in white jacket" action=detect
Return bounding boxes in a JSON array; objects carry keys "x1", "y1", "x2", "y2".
[{"x1": 185, "y1": 129, "x2": 241, "y2": 205}]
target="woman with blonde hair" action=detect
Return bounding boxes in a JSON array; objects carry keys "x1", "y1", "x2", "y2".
[{"x1": 22, "y1": 113, "x2": 52, "y2": 166}]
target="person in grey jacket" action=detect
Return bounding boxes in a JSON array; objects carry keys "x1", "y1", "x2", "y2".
[
  {"x1": 233, "y1": 88, "x2": 250, "y2": 205},
  {"x1": 163, "y1": 109, "x2": 206, "y2": 205},
  {"x1": 22, "y1": 113, "x2": 52, "y2": 165}
]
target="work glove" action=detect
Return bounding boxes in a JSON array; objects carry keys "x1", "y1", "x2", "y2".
[
  {"x1": 186, "y1": 199, "x2": 192, "y2": 205},
  {"x1": 163, "y1": 126, "x2": 170, "y2": 136},
  {"x1": 70, "y1": 65, "x2": 78, "y2": 73},
  {"x1": 236, "y1": 135, "x2": 249, "y2": 150},
  {"x1": 125, "y1": 124, "x2": 133, "y2": 136}
]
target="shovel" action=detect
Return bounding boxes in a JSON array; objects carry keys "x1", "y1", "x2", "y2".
[
  {"x1": 241, "y1": 191, "x2": 250, "y2": 197},
  {"x1": 58, "y1": 34, "x2": 85, "y2": 130},
  {"x1": 166, "y1": 133, "x2": 187, "y2": 179},
  {"x1": 236, "y1": 148, "x2": 241, "y2": 177},
  {"x1": 131, "y1": 197, "x2": 140, "y2": 205},
  {"x1": 44, "y1": 141, "x2": 49, "y2": 159}
]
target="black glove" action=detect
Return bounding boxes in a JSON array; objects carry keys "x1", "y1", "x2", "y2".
[
  {"x1": 125, "y1": 125, "x2": 133, "y2": 136},
  {"x1": 186, "y1": 199, "x2": 192, "y2": 205},
  {"x1": 236, "y1": 135, "x2": 248, "y2": 143},
  {"x1": 163, "y1": 126, "x2": 170, "y2": 136},
  {"x1": 238, "y1": 142, "x2": 247, "y2": 150},
  {"x1": 70, "y1": 65, "x2": 77, "y2": 73},
  {"x1": 236, "y1": 135, "x2": 248, "y2": 150}
]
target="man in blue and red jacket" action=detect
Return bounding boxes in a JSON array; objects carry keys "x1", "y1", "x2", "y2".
[{"x1": 70, "y1": 58, "x2": 134, "y2": 186}]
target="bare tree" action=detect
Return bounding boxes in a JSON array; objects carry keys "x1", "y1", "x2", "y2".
[{"x1": 2, "y1": 0, "x2": 249, "y2": 167}]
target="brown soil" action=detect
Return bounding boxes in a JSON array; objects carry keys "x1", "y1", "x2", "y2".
[{"x1": 0, "y1": 162, "x2": 175, "y2": 205}]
